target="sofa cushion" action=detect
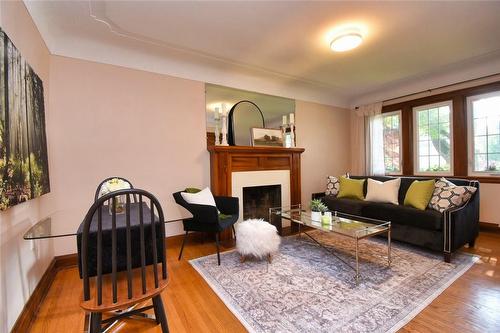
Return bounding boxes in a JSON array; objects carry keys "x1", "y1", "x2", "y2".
[
  {"x1": 429, "y1": 177, "x2": 478, "y2": 212},
  {"x1": 362, "y1": 202, "x2": 443, "y2": 231},
  {"x1": 365, "y1": 178, "x2": 400, "y2": 205},
  {"x1": 322, "y1": 196, "x2": 372, "y2": 216},
  {"x1": 404, "y1": 179, "x2": 436, "y2": 210},
  {"x1": 349, "y1": 176, "x2": 424, "y2": 205},
  {"x1": 325, "y1": 176, "x2": 340, "y2": 196},
  {"x1": 338, "y1": 177, "x2": 365, "y2": 200}
]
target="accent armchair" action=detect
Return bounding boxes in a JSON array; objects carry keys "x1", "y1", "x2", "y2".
[{"x1": 173, "y1": 191, "x2": 239, "y2": 265}]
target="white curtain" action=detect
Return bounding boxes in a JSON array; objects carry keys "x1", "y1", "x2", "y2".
[
  {"x1": 350, "y1": 102, "x2": 384, "y2": 176},
  {"x1": 367, "y1": 114, "x2": 385, "y2": 175}
]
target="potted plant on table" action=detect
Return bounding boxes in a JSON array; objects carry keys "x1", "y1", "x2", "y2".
[{"x1": 310, "y1": 199, "x2": 328, "y2": 222}]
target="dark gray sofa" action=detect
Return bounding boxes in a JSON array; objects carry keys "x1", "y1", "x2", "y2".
[{"x1": 314, "y1": 176, "x2": 480, "y2": 262}]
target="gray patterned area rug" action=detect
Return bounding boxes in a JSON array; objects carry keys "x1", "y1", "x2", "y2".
[{"x1": 190, "y1": 231, "x2": 478, "y2": 333}]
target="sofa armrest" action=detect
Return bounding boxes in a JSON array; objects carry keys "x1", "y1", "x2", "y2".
[{"x1": 443, "y1": 181, "x2": 480, "y2": 257}]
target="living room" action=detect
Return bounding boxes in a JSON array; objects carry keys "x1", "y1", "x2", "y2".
[{"x1": 1, "y1": 1, "x2": 499, "y2": 332}]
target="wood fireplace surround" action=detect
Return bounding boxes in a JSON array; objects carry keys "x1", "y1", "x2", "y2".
[{"x1": 208, "y1": 145, "x2": 305, "y2": 239}]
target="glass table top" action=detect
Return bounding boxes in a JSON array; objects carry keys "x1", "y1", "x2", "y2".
[
  {"x1": 271, "y1": 206, "x2": 390, "y2": 239},
  {"x1": 23, "y1": 210, "x2": 183, "y2": 240}
]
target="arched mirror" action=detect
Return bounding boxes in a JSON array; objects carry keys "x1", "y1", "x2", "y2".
[
  {"x1": 205, "y1": 84, "x2": 295, "y2": 147},
  {"x1": 228, "y1": 100, "x2": 265, "y2": 146}
]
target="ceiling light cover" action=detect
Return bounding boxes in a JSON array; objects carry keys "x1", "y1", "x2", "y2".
[{"x1": 330, "y1": 33, "x2": 363, "y2": 52}]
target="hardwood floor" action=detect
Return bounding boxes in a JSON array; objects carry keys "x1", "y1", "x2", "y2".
[{"x1": 29, "y1": 230, "x2": 500, "y2": 333}]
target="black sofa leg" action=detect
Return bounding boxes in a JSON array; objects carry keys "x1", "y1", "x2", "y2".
[
  {"x1": 444, "y1": 252, "x2": 451, "y2": 263},
  {"x1": 178, "y1": 231, "x2": 188, "y2": 260},
  {"x1": 215, "y1": 232, "x2": 221, "y2": 265}
]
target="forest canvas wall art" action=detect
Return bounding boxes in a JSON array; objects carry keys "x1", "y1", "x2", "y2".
[{"x1": 0, "y1": 28, "x2": 50, "y2": 210}]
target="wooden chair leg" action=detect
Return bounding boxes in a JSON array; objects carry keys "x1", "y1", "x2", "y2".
[
  {"x1": 215, "y1": 233, "x2": 221, "y2": 265},
  {"x1": 152, "y1": 295, "x2": 169, "y2": 333},
  {"x1": 90, "y1": 312, "x2": 102, "y2": 333},
  {"x1": 268, "y1": 253, "x2": 272, "y2": 263},
  {"x1": 240, "y1": 255, "x2": 246, "y2": 263},
  {"x1": 178, "y1": 231, "x2": 188, "y2": 260},
  {"x1": 232, "y1": 225, "x2": 236, "y2": 240}
]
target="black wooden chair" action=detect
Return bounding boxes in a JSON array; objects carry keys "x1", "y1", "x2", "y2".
[
  {"x1": 94, "y1": 177, "x2": 134, "y2": 202},
  {"x1": 80, "y1": 189, "x2": 169, "y2": 333},
  {"x1": 173, "y1": 191, "x2": 239, "y2": 265}
]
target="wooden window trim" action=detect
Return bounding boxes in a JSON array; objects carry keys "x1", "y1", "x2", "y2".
[{"x1": 382, "y1": 80, "x2": 500, "y2": 184}]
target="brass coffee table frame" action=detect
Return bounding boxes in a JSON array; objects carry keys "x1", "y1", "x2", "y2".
[{"x1": 270, "y1": 205, "x2": 391, "y2": 284}]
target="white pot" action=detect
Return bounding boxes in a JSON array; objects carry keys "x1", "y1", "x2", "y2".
[{"x1": 311, "y1": 211, "x2": 322, "y2": 222}]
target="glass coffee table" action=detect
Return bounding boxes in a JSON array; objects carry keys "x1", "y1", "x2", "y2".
[{"x1": 270, "y1": 205, "x2": 391, "y2": 284}]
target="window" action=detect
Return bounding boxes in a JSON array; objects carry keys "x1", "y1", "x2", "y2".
[
  {"x1": 467, "y1": 91, "x2": 500, "y2": 175},
  {"x1": 382, "y1": 111, "x2": 402, "y2": 174},
  {"x1": 367, "y1": 111, "x2": 402, "y2": 175},
  {"x1": 413, "y1": 101, "x2": 453, "y2": 175}
]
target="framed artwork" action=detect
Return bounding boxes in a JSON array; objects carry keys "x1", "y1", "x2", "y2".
[
  {"x1": 251, "y1": 127, "x2": 283, "y2": 147},
  {"x1": 0, "y1": 28, "x2": 50, "y2": 210}
]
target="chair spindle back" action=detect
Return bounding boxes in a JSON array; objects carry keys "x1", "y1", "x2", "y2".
[{"x1": 81, "y1": 189, "x2": 167, "y2": 305}]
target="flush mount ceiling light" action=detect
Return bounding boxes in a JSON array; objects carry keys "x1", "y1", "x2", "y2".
[{"x1": 330, "y1": 32, "x2": 363, "y2": 52}]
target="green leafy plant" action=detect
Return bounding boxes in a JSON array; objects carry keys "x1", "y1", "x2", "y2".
[{"x1": 310, "y1": 199, "x2": 328, "y2": 213}]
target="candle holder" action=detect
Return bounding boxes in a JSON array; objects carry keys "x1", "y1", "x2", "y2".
[
  {"x1": 281, "y1": 125, "x2": 287, "y2": 147},
  {"x1": 221, "y1": 114, "x2": 229, "y2": 146},
  {"x1": 289, "y1": 123, "x2": 296, "y2": 148},
  {"x1": 214, "y1": 107, "x2": 221, "y2": 145}
]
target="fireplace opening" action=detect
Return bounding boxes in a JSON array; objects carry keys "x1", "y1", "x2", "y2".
[{"x1": 243, "y1": 185, "x2": 281, "y2": 220}]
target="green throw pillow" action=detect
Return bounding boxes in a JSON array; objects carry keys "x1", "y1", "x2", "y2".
[
  {"x1": 404, "y1": 179, "x2": 436, "y2": 210},
  {"x1": 218, "y1": 213, "x2": 231, "y2": 220},
  {"x1": 337, "y1": 177, "x2": 365, "y2": 200},
  {"x1": 184, "y1": 187, "x2": 201, "y2": 193}
]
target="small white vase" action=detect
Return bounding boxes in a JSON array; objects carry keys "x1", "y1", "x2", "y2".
[{"x1": 311, "y1": 211, "x2": 322, "y2": 222}]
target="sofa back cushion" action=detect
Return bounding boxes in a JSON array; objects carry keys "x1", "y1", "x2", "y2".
[
  {"x1": 349, "y1": 176, "x2": 478, "y2": 205},
  {"x1": 350, "y1": 175, "x2": 408, "y2": 204}
]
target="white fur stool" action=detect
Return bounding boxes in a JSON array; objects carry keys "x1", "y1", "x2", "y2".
[{"x1": 236, "y1": 219, "x2": 281, "y2": 263}]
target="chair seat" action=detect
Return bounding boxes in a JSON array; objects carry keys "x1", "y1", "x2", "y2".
[
  {"x1": 80, "y1": 266, "x2": 169, "y2": 313},
  {"x1": 219, "y1": 214, "x2": 239, "y2": 230}
]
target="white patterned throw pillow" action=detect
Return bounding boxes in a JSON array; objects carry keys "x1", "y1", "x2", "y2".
[
  {"x1": 429, "y1": 178, "x2": 477, "y2": 213},
  {"x1": 325, "y1": 176, "x2": 340, "y2": 196}
]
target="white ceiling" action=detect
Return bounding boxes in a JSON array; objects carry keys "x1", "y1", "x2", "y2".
[{"x1": 24, "y1": 1, "x2": 500, "y2": 108}]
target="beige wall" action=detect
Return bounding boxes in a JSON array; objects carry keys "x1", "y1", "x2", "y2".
[
  {"x1": 0, "y1": 1, "x2": 54, "y2": 332},
  {"x1": 47, "y1": 57, "x2": 354, "y2": 255},
  {"x1": 48, "y1": 55, "x2": 209, "y2": 255},
  {"x1": 296, "y1": 100, "x2": 351, "y2": 205},
  {"x1": 479, "y1": 184, "x2": 500, "y2": 225}
]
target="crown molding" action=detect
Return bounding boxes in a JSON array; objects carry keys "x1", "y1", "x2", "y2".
[{"x1": 84, "y1": 1, "x2": 351, "y2": 107}]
